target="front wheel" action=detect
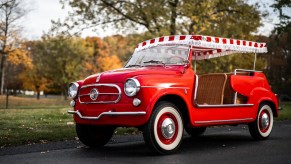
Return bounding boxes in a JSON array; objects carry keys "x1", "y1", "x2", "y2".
[
  {"x1": 76, "y1": 124, "x2": 115, "y2": 147},
  {"x1": 143, "y1": 101, "x2": 184, "y2": 154},
  {"x1": 248, "y1": 103, "x2": 274, "y2": 140}
]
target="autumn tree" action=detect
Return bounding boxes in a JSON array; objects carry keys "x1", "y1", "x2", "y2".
[
  {"x1": 18, "y1": 35, "x2": 123, "y2": 99},
  {"x1": 30, "y1": 35, "x2": 91, "y2": 99},
  {"x1": 0, "y1": 0, "x2": 28, "y2": 94},
  {"x1": 271, "y1": 0, "x2": 291, "y2": 33},
  {"x1": 266, "y1": 0, "x2": 291, "y2": 96},
  {"x1": 85, "y1": 36, "x2": 122, "y2": 73},
  {"x1": 5, "y1": 46, "x2": 32, "y2": 95},
  {"x1": 58, "y1": 0, "x2": 262, "y2": 37},
  {"x1": 15, "y1": 41, "x2": 49, "y2": 99},
  {"x1": 103, "y1": 35, "x2": 136, "y2": 64},
  {"x1": 54, "y1": 0, "x2": 266, "y2": 73}
]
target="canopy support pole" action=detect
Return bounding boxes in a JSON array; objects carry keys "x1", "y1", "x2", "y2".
[
  {"x1": 253, "y1": 53, "x2": 257, "y2": 70},
  {"x1": 194, "y1": 52, "x2": 197, "y2": 72}
]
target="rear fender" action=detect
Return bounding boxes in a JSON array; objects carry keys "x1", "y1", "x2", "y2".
[{"x1": 250, "y1": 87, "x2": 279, "y2": 117}]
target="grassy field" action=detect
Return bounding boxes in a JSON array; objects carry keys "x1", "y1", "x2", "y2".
[
  {"x1": 0, "y1": 95, "x2": 74, "y2": 147},
  {"x1": 277, "y1": 102, "x2": 291, "y2": 120},
  {"x1": 0, "y1": 95, "x2": 68, "y2": 109},
  {"x1": 0, "y1": 95, "x2": 138, "y2": 147},
  {"x1": 0, "y1": 108, "x2": 75, "y2": 147},
  {"x1": 0, "y1": 95, "x2": 290, "y2": 147}
]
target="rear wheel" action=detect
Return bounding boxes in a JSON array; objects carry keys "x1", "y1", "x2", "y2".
[
  {"x1": 76, "y1": 124, "x2": 115, "y2": 147},
  {"x1": 248, "y1": 103, "x2": 273, "y2": 140},
  {"x1": 143, "y1": 101, "x2": 184, "y2": 154},
  {"x1": 185, "y1": 127, "x2": 206, "y2": 137}
]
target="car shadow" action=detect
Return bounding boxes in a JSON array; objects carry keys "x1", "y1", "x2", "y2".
[{"x1": 73, "y1": 130, "x2": 270, "y2": 159}]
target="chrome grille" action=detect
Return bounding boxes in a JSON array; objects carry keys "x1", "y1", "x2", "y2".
[{"x1": 78, "y1": 84, "x2": 121, "y2": 104}]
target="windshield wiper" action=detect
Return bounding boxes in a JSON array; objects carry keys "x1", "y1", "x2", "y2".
[
  {"x1": 125, "y1": 64, "x2": 142, "y2": 68},
  {"x1": 143, "y1": 60, "x2": 165, "y2": 65}
]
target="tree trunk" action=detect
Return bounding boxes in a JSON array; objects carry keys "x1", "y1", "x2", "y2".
[
  {"x1": 5, "y1": 88, "x2": 9, "y2": 109},
  {"x1": 0, "y1": 55, "x2": 6, "y2": 95},
  {"x1": 37, "y1": 90, "x2": 40, "y2": 100},
  {"x1": 61, "y1": 83, "x2": 68, "y2": 100},
  {"x1": 169, "y1": 0, "x2": 179, "y2": 35},
  {"x1": 63, "y1": 88, "x2": 68, "y2": 100},
  {"x1": 36, "y1": 85, "x2": 40, "y2": 100}
]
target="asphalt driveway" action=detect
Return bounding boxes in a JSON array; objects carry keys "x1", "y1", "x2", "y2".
[{"x1": 1, "y1": 121, "x2": 291, "y2": 164}]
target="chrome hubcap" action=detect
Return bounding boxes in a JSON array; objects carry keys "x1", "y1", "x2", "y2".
[
  {"x1": 161, "y1": 118, "x2": 176, "y2": 139},
  {"x1": 261, "y1": 113, "x2": 269, "y2": 129}
]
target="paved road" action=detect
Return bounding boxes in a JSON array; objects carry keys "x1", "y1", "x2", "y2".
[{"x1": 1, "y1": 121, "x2": 291, "y2": 164}]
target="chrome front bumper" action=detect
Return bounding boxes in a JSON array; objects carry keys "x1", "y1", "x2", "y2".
[{"x1": 68, "y1": 110, "x2": 146, "y2": 120}]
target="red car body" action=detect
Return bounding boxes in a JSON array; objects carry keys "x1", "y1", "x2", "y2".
[{"x1": 68, "y1": 35, "x2": 279, "y2": 154}]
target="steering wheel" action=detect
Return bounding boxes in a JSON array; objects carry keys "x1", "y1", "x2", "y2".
[{"x1": 167, "y1": 55, "x2": 185, "y2": 64}]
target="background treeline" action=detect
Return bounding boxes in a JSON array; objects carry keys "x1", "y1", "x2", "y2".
[{"x1": 6, "y1": 35, "x2": 138, "y2": 99}]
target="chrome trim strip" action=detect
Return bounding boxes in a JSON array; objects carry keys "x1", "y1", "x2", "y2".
[
  {"x1": 141, "y1": 86, "x2": 189, "y2": 89},
  {"x1": 195, "y1": 118, "x2": 254, "y2": 124},
  {"x1": 68, "y1": 110, "x2": 146, "y2": 120},
  {"x1": 79, "y1": 93, "x2": 120, "y2": 96},
  {"x1": 80, "y1": 83, "x2": 121, "y2": 89},
  {"x1": 194, "y1": 74, "x2": 198, "y2": 101},
  {"x1": 234, "y1": 92, "x2": 238, "y2": 104},
  {"x1": 234, "y1": 69, "x2": 262, "y2": 75},
  {"x1": 196, "y1": 104, "x2": 254, "y2": 108},
  {"x1": 78, "y1": 84, "x2": 121, "y2": 104}
]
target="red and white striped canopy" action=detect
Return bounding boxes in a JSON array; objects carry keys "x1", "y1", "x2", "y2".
[{"x1": 134, "y1": 35, "x2": 267, "y2": 60}]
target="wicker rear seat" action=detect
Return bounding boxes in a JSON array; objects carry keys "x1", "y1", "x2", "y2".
[{"x1": 196, "y1": 74, "x2": 227, "y2": 105}]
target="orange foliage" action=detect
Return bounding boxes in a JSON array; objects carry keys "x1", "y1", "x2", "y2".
[
  {"x1": 97, "y1": 55, "x2": 122, "y2": 71},
  {"x1": 85, "y1": 37, "x2": 122, "y2": 73},
  {"x1": 6, "y1": 36, "x2": 126, "y2": 93},
  {"x1": 104, "y1": 35, "x2": 135, "y2": 63},
  {"x1": 7, "y1": 48, "x2": 33, "y2": 69}
]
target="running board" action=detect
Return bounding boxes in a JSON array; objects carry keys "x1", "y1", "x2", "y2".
[{"x1": 195, "y1": 118, "x2": 254, "y2": 124}]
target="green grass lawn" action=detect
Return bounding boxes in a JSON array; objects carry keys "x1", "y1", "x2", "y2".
[
  {"x1": 0, "y1": 95, "x2": 138, "y2": 147},
  {"x1": 0, "y1": 95, "x2": 69, "y2": 109},
  {"x1": 277, "y1": 102, "x2": 291, "y2": 120},
  {"x1": 0, "y1": 108, "x2": 75, "y2": 147},
  {"x1": 0, "y1": 95, "x2": 75, "y2": 147}
]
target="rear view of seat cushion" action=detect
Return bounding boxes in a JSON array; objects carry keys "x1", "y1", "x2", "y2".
[{"x1": 196, "y1": 74, "x2": 227, "y2": 105}]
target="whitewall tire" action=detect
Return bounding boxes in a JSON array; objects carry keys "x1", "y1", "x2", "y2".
[
  {"x1": 249, "y1": 103, "x2": 274, "y2": 140},
  {"x1": 143, "y1": 101, "x2": 184, "y2": 154}
]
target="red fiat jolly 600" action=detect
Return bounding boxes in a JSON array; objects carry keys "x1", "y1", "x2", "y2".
[{"x1": 68, "y1": 35, "x2": 279, "y2": 154}]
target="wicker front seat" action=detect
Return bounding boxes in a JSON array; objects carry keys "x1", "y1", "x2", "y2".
[{"x1": 196, "y1": 74, "x2": 227, "y2": 105}]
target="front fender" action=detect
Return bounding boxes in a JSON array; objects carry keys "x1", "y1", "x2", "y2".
[{"x1": 139, "y1": 87, "x2": 191, "y2": 122}]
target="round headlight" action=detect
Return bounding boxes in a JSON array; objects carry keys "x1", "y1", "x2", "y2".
[
  {"x1": 68, "y1": 82, "x2": 79, "y2": 98},
  {"x1": 124, "y1": 78, "x2": 140, "y2": 97}
]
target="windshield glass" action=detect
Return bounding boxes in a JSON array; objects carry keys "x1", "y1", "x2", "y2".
[{"x1": 125, "y1": 46, "x2": 189, "y2": 68}]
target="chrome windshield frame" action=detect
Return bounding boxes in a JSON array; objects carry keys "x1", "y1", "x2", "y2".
[{"x1": 124, "y1": 45, "x2": 191, "y2": 68}]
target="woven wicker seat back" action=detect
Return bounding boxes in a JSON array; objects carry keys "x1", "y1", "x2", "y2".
[{"x1": 196, "y1": 74, "x2": 227, "y2": 105}]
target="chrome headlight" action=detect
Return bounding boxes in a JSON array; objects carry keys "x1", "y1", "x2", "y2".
[
  {"x1": 124, "y1": 78, "x2": 140, "y2": 97},
  {"x1": 68, "y1": 82, "x2": 79, "y2": 98}
]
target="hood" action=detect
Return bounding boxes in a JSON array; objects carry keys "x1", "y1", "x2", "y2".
[{"x1": 83, "y1": 66, "x2": 185, "y2": 84}]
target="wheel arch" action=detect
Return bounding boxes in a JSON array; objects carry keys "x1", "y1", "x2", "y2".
[
  {"x1": 154, "y1": 94, "x2": 190, "y2": 127},
  {"x1": 259, "y1": 100, "x2": 278, "y2": 117},
  {"x1": 250, "y1": 87, "x2": 279, "y2": 118}
]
